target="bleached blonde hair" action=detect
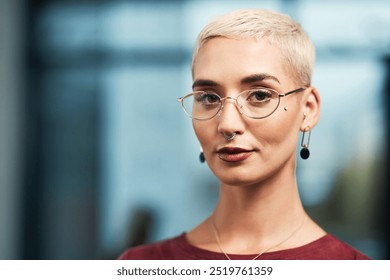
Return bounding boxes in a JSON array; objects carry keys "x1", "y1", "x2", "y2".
[{"x1": 192, "y1": 9, "x2": 315, "y2": 86}]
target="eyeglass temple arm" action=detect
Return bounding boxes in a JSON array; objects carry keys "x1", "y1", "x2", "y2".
[
  {"x1": 279, "y1": 87, "x2": 306, "y2": 97},
  {"x1": 178, "y1": 92, "x2": 196, "y2": 102}
]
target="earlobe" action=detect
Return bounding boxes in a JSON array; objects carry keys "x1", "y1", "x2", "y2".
[{"x1": 300, "y1": 87, "x2": 320, "y2": 131}]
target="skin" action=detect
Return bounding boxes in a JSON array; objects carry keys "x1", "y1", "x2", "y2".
[{"x1": 185, "y1": 37, "x2": 325, "y2": 255}]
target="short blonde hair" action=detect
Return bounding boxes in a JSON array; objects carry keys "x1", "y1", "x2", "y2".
[{"x1": 192, "y1": 9, "x2": 315, "y2": 86}]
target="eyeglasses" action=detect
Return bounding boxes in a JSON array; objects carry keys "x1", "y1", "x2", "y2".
[{"x1": 178, "y1": 87, "x2": 305, "y2": 120}]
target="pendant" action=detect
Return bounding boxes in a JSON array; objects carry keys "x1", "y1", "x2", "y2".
[{"x1": 300, "y1": 147, "x2": 310, "y2": 160}]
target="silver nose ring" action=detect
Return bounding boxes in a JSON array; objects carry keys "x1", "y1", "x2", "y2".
[{"x1": 223, "y1": 132, "x2": 236, "y2": 141}]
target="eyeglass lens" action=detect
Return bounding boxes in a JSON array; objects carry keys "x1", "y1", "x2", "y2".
[{"x1": 181, "y1": 88, "x2": 280, "y2": 120}]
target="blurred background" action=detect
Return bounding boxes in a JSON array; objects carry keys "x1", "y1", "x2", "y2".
[{"x1": 1, "y1": 0, "x2": 389, "y2": 260}]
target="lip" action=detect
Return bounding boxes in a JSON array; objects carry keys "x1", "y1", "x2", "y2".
[{"x1": 217, "y1": 147, "x2": 254, "y2": 162}]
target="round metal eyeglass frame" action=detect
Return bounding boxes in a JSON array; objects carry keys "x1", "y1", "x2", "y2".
[{"x1": 177, "y1": 87, "x2": 306, "y2": 121}]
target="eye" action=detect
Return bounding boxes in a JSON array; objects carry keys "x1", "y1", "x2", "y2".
[
  {"x1": 246, "y1": 89, "x2": 273, "y2": 104},
  {"x1": 195, "y1": 92, "x2": 220, "y2": 105}
]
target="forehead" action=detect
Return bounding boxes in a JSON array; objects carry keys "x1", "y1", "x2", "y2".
[{"x1": 193, "y1": 37, "x2": 294, "y2": 88}]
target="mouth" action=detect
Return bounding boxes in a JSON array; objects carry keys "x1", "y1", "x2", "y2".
[{"x1": 217, "y1": 147, "x2": 254, "y2": 162}]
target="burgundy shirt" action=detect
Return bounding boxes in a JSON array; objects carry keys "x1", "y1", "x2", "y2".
[{"x1": 118, "y1": 233, "x2": 371, "y2": 260}]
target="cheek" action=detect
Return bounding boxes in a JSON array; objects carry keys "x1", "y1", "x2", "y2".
[
  {"x1": 193, "y1": 121, "x2": 212, "y2": 148},
  {"x1": 251, "y1": 115, "x2": 300, "y2": 151}
]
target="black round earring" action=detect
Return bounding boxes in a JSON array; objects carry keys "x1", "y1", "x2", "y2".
[
  {"x1": 300, "y1": 127, "x2": 311, "y2": 160},
  {"x1": 199, "y1": 147, "x2": 205, "y2": 163}
]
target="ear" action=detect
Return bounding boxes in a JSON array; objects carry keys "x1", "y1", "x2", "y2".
[{"x1": 300, "y1": 87, "x2": 320, "y2": 131}]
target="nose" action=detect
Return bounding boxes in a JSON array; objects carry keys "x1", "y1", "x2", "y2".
[{"x1": 217, "y1": 98, "x2": 245, "y2": 138}]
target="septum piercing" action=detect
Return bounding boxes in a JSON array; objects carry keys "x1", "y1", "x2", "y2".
[{"x1": 223, "y1": 132, "x2": 236, "y2": 141}]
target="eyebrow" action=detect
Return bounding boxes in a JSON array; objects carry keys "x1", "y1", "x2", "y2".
[
  {"x1": 192, "y1": 79, "x2": 219, "y2": 89},
  {"x1": 192, "y1": 73, "x2": 280, "y2": 89},
  {"x1": 240, "y1": 73, "x2": 280, "y2": 85}
]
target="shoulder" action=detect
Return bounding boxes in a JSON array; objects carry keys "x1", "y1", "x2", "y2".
[
  {"x1": 118, "y1": 234, "x2": 186, "y2": 260},
  {"x1": 268, "y1": 234, "x2": 371, "y2": 260},
  {"x1": 316, "y1": 234, "x2": 371, "y2": 260}
]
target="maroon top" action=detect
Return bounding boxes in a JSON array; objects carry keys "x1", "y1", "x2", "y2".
[{"x1": 118, "y1": 233, "x2": 371, "y2": 260}]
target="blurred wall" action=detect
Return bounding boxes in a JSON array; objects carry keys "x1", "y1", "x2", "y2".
[{"x1": 0, "y1": 0, "x2": 24, "y2": 259}]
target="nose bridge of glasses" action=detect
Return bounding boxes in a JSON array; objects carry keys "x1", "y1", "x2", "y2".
[
  {"x1": 220, "y1": 96, "x2": 238, "y2": 103},
  {"x1": 218, "y1": 95, "x2": 244, "y2": 116}
]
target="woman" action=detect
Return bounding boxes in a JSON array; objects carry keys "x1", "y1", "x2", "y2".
[{"x1": 119, "y1": 9, "x2": 370, "y2": 260}]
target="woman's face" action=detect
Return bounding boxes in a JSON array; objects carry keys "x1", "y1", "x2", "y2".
[{"x1": 192, "y1": 37, "x2": 307, "y2": 187}]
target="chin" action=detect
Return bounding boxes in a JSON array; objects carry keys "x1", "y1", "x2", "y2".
[
  {"x1": 209, "y1": 157, "x2": 285, "y2": 187},
  {"x1": 211, "y1": 166, "x2": 265, "y2": 187}
]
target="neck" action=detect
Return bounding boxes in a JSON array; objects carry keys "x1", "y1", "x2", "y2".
[{"x1": 211, "y1": 168, "x2": 306, "y2": 254}]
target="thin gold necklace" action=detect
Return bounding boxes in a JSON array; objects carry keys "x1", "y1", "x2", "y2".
[{"x1": 211, "y1": 215, "x2": 308, "y2": 260}]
